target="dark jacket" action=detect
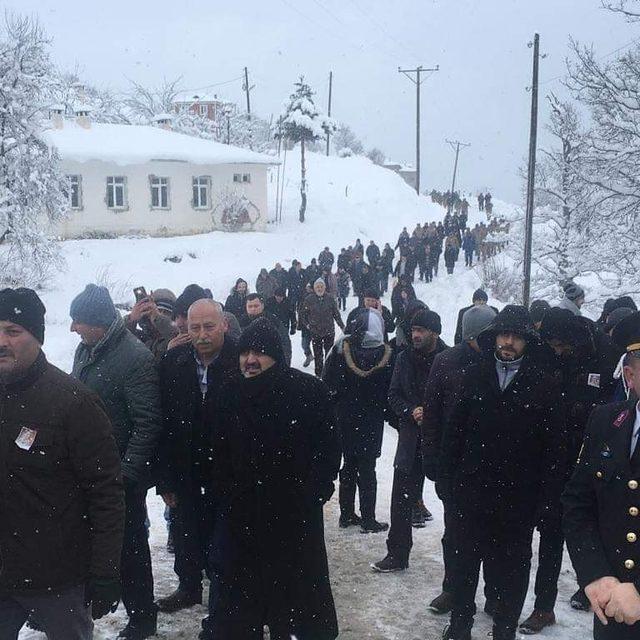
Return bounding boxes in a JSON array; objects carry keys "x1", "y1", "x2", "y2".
[
  {"x1": 299, "y1": 292, "x2": 345, "y2": 338},
  {"x1": 224, "y1": 290, "x2": 247, "y2": 319},
  {"x1": 323, "y1": 339, "x2": 393, "y2": 457},
  {"x1": 287, "y1": 268, "x2": 306, "y2": 302},
  {"x1": 366, "y1": 243, "x2": 381, "y2": 267},
  {"x1": 256, "y1": 273, "x2": 278, "y2": 301},
  {"x1": 422, "y1": 342, "x2": 481, "y2": 480},
  {"x1": 124, "y1": 312, "x2": 177, "y2": 363},
  {"x1": 390, "y1": 284, "x2": 417, "y2": 325},
  {"x1": 347, "y1": 305, "x2": 394, "y2": 338},
  {"x1": 265, "y1": 296, "x2": 297, "y2": 334},
  {"x1": 269, "y1": 268, "x2": 289, "y2": 291},
  {"x1": 72, "y1": 316, "x2": 162, "y2": 484},
  {"x1": 318, "y1": 250, "x2": 335, "y2": 270},
  {"x1": 156, "y1": 339, "x2": 240, "y2": 495},
  {"x1": 0, "y1": 353, "x2": 124, "y2": 593},
  {"x1": 389, "y1": 341, "x2": 447, "y2": 473},
  {"x1": 209, "y1": 365, "x2": 340, "y2": 639},
  {"x1": 563, "y1": 401, "x2": 640, "y2": 597},
  {"x1": 239, "y1": 312, "x2": 292, "y2": 365}
]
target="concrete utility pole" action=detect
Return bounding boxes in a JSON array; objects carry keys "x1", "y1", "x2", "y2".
[
  {"x1": 446, "y1": 139, "x2": 471, "y2": 212},
  {"x1": 398, "y1": 65, "x2": 439, "y2": 195},
  {"x1": 523, "y1": 33, "x2": 541, "y2": 307},
  {"x1": 243, "y1": 67, "x2": 252, "y2": 116},
  {"x1": 326, "y1": 71, "x2": 333, "y2": 157}
]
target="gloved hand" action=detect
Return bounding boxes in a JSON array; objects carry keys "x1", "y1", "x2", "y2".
[{"x1": 85, "y1": 577, "x2": 121, "y2": 620}]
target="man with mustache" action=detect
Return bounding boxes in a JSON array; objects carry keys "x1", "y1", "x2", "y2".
[
  {"x1": 0, "y1": 288, "x2": 124, "y2": 639},
  {"x1": 156, "y1": 299, "x2": 240, "y2": 636},
  {"x1": 440, "y1": 305, "x2": 566, "y2": 640}
]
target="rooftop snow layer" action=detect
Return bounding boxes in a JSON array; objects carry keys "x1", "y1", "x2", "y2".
[{"x1": 43, "y1": 120, "x2": 278, "y2": 166}]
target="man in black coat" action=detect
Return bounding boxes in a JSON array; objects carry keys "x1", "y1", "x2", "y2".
[
  {"x1": 346, "y1": 289, "x2": 395, "y2": 339},
  {"x1": 440, "y1": 305, "x2": 567, "y2": 640},
  {"x1": 372, "y1": 309, "x2": 447, "y2": 573},
  {"x1": 453, "y1": 288, "x2": 498, "y2": 345},
  {"x1": 323, "y1": 309, "x2": 393, "y2": 533},
  {"x1": 421, "y1": 304, "x2": 497, "y2": 615},
  {"x1": 287, "y1": 261, "x2": 306, "y2": 307},
  {"x1": 520, "y1": 308, "x2": 618, "y2": 632},
  {"x1": 209, "y1": 318, "x2": 340, "y2": 640},
  {"x1": 319, "y1": 246, "x2": 335, "y2": 271},
  {"x1": 265, "y1": 288, "x2": 297, "y2": 335},
  {"x1": 156, "y1": 300, "x2": 240, "y2": 628},
  {"x1": 366, "y1": 240, "x2": 381, "y2": 267},
  {"x1": 562, "y1": 311, "x2": 640, "y2": 640}
]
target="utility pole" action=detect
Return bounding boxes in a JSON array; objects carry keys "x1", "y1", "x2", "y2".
[
  {"x1": 243, "y1": 67, "x2": 252, "y2": 116},
  {"x1": 326, "y1": 71, "x2": 333, "y2": 156},
  {"x1": 523, "y1": 33, "x2": 541, "y2": 307},
  {"x1": 445, "y1": 139, "x2": 471, "y2": 212},
  {"x1": 398, "y1": 64, "x2": 439, "y2": 195}
]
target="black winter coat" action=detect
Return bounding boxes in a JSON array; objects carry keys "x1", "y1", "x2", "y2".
[
  {"x1": 440, "y1": 352, "x2": 567, "y2": 518},
  {"x1": 224, "y1": 291, "x2": 247, "y2": 319},
  {"x1": 209, "y1": 365, "x2": 340, "y2": 639},
  {"x1": 156, "y1": 339, "x2": 240, "y2": 495},
  {"x1": 323, "y1": 339, "x2": 393, "y2": 457},
  {"x1": 265, "y1": 296, "x2": 297, "y2": 334},
  {"x1": 347, "y1": 305, "x2": 395, "y2": 338},
  {"x1": 0, "y1": 353, "x2": 124, "y2": 593},
  {"x1": 389, "y1": 341, "x2": 447, "y2": 472}
]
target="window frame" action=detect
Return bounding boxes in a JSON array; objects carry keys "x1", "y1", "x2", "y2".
[
  {"x1": 66, "y1": 174, "x2": 83, "y2": 210},
  {"x1": 192, "y1": 175, "x2": 211, "y2": 209},
  {"x1": 106, "y1": 175, "x2": 127, "y2": 210},
  {"x1": 234, "y1": 173, "x2": 251, "y2": 184},
  {"x1": 149, "y1": 175, "x2": 170, "y2": 210}
]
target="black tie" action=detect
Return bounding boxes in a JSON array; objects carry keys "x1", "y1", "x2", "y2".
[{"x1": 632, "y1": 432, "x2": 640, "y2": 471}]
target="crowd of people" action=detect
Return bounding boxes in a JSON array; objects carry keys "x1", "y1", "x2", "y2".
[{"x1": 0, "y1": 197, "x2": 639, "y2": 640}]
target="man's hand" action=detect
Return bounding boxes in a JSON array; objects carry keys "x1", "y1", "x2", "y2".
[
  {"x1": 604, "y1": 582, "x2": 640, "y2": 626},
  {"x1": 586, "y1": 576, "x2": 621, "y2": 625},
  {"x1": 85, "y1": 577, "x2": 121, "y2": 620},
  {"x1": 129, "y1": 298, "x2": 157, "y2": 324},
  {"x1": 167, "y1": 333, "x2": 191, "y2": 351},
  {"x1": 162, "y1": 493, "x2": 178, "y2": 508},
  {"x1": 412, "y1": 406, "x2": 424, "y2": 424}
]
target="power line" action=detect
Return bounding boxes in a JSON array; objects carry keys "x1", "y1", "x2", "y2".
[{"x1": 179, "y1": 75, "x2": 245, "y2": 95}]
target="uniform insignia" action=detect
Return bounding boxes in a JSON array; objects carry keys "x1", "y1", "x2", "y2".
[
  {"x1": 614, "y1": 410, "x2": 630, "y2": 428},
  {"x1": 588, "y1": 373, "x2": 601, "y2": 388},
  {"x1": 15, "y1": 427, "x2": 38, "y2": 451},
  {"x1": 600, "y1": 445, "x2": 612, "y2": 458}
]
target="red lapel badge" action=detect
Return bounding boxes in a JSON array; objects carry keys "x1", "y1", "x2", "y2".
[{"x1": 613, "y1": 409, "x2": 630, "y2": 428}]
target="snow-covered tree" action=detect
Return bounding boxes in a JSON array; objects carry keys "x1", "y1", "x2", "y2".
[
  {"x1": 0, "y1": 15, "x2": 68, "y2": 286},
  {"x1": 366, "y1": 147, "x2": 386, "y2": 166},
  {"x1": 278, "y1": 77, "x2": 337, "y2": 222},
  {"x1": 332, "y1": 124, "x2": 364, "y2": 156}
]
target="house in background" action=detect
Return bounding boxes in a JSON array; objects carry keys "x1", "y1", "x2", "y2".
[
  {"x1": 173, "y1": 92, "x2": 236, "y2": 122},
  {"x1": 383, "y1": 162, "x2": 417, "y2": 191},
  {"x1": 43, "y1": 110, "x2": 277, "y2": 239}
]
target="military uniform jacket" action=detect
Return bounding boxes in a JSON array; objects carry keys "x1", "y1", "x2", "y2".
[{"x1": 562, "y1": 400, "x2": 640, "y2": 592}]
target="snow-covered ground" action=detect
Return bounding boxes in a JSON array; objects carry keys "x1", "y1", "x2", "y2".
[{"x1": 19, "y1": 151, "x2": 591, "y2": 639}]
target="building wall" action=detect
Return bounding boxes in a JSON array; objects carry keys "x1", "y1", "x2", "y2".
[{"x1": 56, "y1": 159, "x2": 269, "y2": 238}]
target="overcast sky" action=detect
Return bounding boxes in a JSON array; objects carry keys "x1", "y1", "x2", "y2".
[{"x1": 13, "y1": 0, "x2": 640, "y2": 202}]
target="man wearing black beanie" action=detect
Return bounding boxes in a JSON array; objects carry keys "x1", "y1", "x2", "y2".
[
  {"x1": 207, "y1": 316, "x2": 341, "y2": 639},
  {"x1": 0, "y1": 288, "x2": 124, "y2": 638}
]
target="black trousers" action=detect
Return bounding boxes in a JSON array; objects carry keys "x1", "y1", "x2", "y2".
[
  {"x1": 594, "y1": 617, "x2": 640, "y2": 639},
  {"x1": 339, "y1": 452, "x2": 378, "y2": 522},
  {"x1": 386, "y1": 452, "x2": 424, "y2": 563},
  {"x1": 465, "y1": 250, "x2": 474, "y2": 267},
  {"x1": 532, "y1": 515, "x2": 565, "y2": 612},
  {"x1": 312, "y1": 334, "x2": 334, "y2": 377},
  {"x1": 450, "y1": 498, "x2": 534, "y2": 636},
  {"x1": 122, "y1": 484, "x2": 155, "y2": 622}
]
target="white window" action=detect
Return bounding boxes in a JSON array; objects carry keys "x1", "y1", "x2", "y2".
[
  {"x1": 233, "y1": 173, "x2": 251, "y2": 184},
  {"x1": 150, "y1": 176, "x2": 170, "y2": 209},
  {"x1": 199, "y1": 104, "x2": 207, "y2": 116},
  {"x1": 66, "y1": 175, "x2": 82, "y2": 209},
  {"x1": 106, "y1": 176, "x2": 126, "y2": 209},
  {"x1": 192, "y1": 176, "x2": 211, "y2": 209}
]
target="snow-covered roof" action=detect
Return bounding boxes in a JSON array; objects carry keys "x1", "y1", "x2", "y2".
[
  {"x1": 173, "y1": 91, "x2": 231, "y2": 104},
  {"x1": 43, "y1": 120, "x2": 278, "y2": 166}
]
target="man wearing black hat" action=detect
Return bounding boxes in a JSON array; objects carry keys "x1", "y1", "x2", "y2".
[
  {"x1": 563, "y1": 310, "x2": 640, "y2": 639},
  {"x1": 0, "y1": 288, "x2": 124, "y2": 639},
  {"x1": 453, "y1": 289, "x2": 498, "y2": 345},
  {"x1": 372, "y1": 309, "x2": 447, "y2": 573},
  {"x1": 440, "y1": 305, "x2": 566, "y2": 640},
  {"x1": 70, "y1": 284, "x2": 162, "y2": 640},
  {"x1": 208, "y1": 317, "x2": 340, "y2": 639}
]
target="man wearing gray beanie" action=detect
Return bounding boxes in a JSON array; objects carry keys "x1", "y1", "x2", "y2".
[
  {"x1": 70, "y1": 284, "x2": 162, "y2": 639},
  {"x1": 557, "y1": 280, "x2": 585, "y2": 316},
  {"x1": 421, "y1": 303, "x2": 497, "y2": 615},
  {"x1": 454, "y1": 289, "x2": 498, "y2": 345}
]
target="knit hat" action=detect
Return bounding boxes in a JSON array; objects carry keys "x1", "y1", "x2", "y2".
[
  {"x1": 314, "y1": 278, "x2": 325, "y2": 288},
  {"x1": 411, "y1": 309, "x2": 442, "y2": 334},
  {"x1": 70, "y1": 284, "x2": 117, "y2": 328},
  {"x1": 238, "y1": 317, "x2": 285, "y2": 364},
  {"x1": 0, "y1": 288, "x2": 46, "y2": 344},
  {"x1": 151, "y1": 288, "x2": 176, "y2": 315},
  {"x1": 562, "y1": 280, "x2": 585, "y2": 302},
  {"x1": 462, "y1": 305, "x2": 497, "y2": 342},
  {"x1": 472, "y1": 288, "x2": 488, "y2": 303},
  {"x1": 478, "y1": 304, "x2": 536, "y2": 352},
  {"x1": 363, "y1": 288, "x2": 380, "y2": 300},
  {"x1": 529, "y1": 299, "x2": 551, "y2": 325},
  {"x1": 174, "y1": 284, "x2": 210, "y2": 319},
  {"x1": 605, "y1": 307, "x2": 635, "y2": 334},
  {"x1": 539, "y1": 307, "x2": 588, "y2": 346}
]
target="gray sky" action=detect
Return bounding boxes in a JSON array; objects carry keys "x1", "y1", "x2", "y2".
[{"x1": 14, "y1": 0, "x2": 640, "y2": 202}]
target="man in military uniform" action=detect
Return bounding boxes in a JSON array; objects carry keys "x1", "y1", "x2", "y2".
[{"x1": 563, "y1": 310, "x2": 640, "y2": 639}]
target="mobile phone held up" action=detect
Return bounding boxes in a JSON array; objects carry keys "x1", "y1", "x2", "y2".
[{"x1": 133, "y1": 286, "x2": 148, "y2": 302}]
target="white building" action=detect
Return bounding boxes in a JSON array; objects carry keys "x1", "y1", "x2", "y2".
[{"x1": 43, "y1": 112, "x2": 277, "y2": 239}]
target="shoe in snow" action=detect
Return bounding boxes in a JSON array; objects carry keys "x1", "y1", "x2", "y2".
[
  {"x1": 360, "y1": 520, "x2": 389, "y2": 534},
  {"x1": 441, "y1": 623, "x2": 471, "y2": 640},
  {"x1": 117, "y1": 616, "x2": 157, "y2": 640},
  {"x1": 371, "y1": 554, "x2": 408, "y2": 573},
  {"x1": 338, "y1": 513, "x2": 362, "y2": 528},
  {"x1": 570, "y1": 588, "x2": 591, "y2": 611},
  {"x1": 302, "y1": 354, "x2": 314, "y2": 368},
  {"x1": 412, "y1": 507, "x2": 427, "y2": 528},
  {"x1": 157, "y1": 588, "x2": 201, "y2": 613},
  {"x1": 519, "y1": 610, "x2": 556, "y2": 634},
  {"x1": 429, "y1": 591, "x2": 453, "y2": 615}
]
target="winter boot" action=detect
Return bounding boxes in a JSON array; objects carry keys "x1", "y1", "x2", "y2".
[
  {"x1": 518, "y1": 610, "x2": 556, "y2": 634},
  {"x1": 360, "y1": 520, "x2": 389, "y2": 534},
  {"x1": 441, "y1": 622, "x2": 471, "y2": 640},
  {"x1": 117, "y1": 614, "x2": 158, "y2": 640},
  {"x1": 492, "y1": 624, "x2": 517, "y2": 640},
  {"x1": 570, "y1": 588, "x2": 591, "y2": 611},
  {"x1": 429, "y1": 591, "x2": 454, "y2": 615},
  {"x1": 371, "y1": 554, "x2": 408, "y2": 573},
  {"x1": 338, "y1": 513, "x2": 362, "y2": 528},
  {"x1": 156, "y1": 587, "x2": 202, "y2": 613},
  {"x1": 166, "y1": 530, "x2": 174, "y2": 554},
  {"x1": 302, "y1": 354, "x2": 314, "y2": 368}
]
